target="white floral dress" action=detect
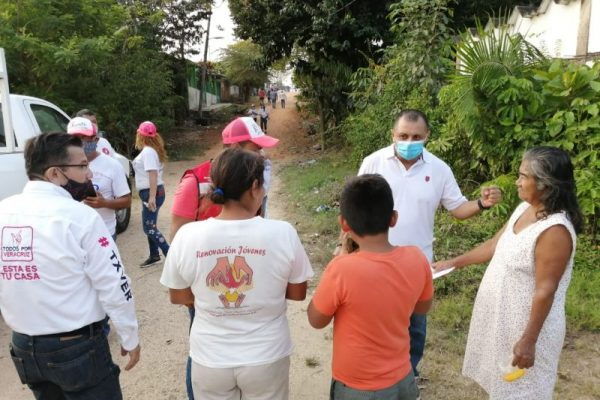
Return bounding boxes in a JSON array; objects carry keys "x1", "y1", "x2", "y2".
[{"x1": 462, "y1": 202, "x2": 576, "y2": 399}]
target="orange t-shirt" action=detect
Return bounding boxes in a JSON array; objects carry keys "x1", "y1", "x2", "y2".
[{"x1": 311, "y1": 246, "x2": 433, "y2": 390}]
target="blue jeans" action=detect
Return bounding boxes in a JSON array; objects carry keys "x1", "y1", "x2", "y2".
[
  {"x1": 139, "y1": 185, "x2": 169, "y2": 258},
  {"x1": 186, "y1": 307, "x2": 195, "y2": 400},
  {"x1": 330, "y1": 370, "x2": 419, "y2": 400},
  {"x1": 409, "y1": 313, "x2": 427, "y2": 376},
  {"x1": 9, "y1": 323, "x2": 122, "y2": 399}
]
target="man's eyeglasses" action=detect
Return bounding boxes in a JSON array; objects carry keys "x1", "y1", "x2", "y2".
[{"x1": 49, "y1": 164, "x2": 90, "y2": 171}]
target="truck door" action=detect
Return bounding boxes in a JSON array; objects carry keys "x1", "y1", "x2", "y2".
[{"x1": 0, "y1": 48, "x2": 25, "y2": 201}]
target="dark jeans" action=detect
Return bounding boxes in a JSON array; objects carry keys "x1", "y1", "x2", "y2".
[
  {"x1": 330, "y1": 370, "x2": 419, "y2": 400},
  {"x1": 186, "y1": 307, "x2": 195, "y2": 400},
  {"x1": 260, "y1": 117, "x2": 268, "y2": 132},
  {"x1": 9, "y1": 323, "x2": 122, "y2": 399},
  {"x1": 139, "y1": 185, "x2": 169, "y2": 258},
  {"x1": 409, "y1": 313, "x2": 427, "y2": 376}
]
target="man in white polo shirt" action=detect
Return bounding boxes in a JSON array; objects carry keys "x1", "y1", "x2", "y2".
[
  {"x1": 0, "y1": 132, "x2": 140, "y2": 399},
  {"x1": 357, "y1": 109, "x2": 501, "y2": 382},
  {"x1": 67, "y1": 117, "x2": 131, "y2": 240}
]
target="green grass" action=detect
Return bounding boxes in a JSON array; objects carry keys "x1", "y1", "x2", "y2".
[
  {"x1": 278, "y1": 152, "x2": 355, "y2": 279},
  {"x1": 167, "y1": 136, "x2": 211, "y2": 161}
]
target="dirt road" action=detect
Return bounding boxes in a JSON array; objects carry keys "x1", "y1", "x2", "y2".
[{"x1": 0, "y1": 94, "x2": 333, "y2": 399}]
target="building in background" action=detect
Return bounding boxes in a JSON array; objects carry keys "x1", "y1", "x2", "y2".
[{"x1": 502, "y1": 0, "x2": 599, "y2": 63}]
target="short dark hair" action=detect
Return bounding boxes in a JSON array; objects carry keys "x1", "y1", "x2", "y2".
[
  {"x1": 523, "y1": 146, "x2": 583, "y2": 233},
  {"x1": 209, "y1": 148, "x2": 264, "y2": 204},
  {"x1": 340, "y1": 174, "x2": 394, "y2": 236},
  {"x1": 25, "y1": 132, "x2": 83, "y2": 180},
  {"x1": 75, "y1": 109, "x2": 95, "y2": 118},
  {"x1": 394, "y1": 109, "x2": 429, "y2": 130}
]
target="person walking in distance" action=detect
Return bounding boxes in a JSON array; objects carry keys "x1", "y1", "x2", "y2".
[
  {"x1": 259, "y1": 104, "x2": 269, "y2": 133},
  {"x1": 269, "y1": 87, "x2": 277, "y2": 109},
  {"x1": 278, "y1": 89, "x2": 287, "y2": 109},
  {"x1": 0, "y1": 132, "x2": 140, "y2": 399}
]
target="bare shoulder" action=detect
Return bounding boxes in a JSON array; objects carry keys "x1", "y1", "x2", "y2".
[{"x1": 536, "y1": 224, "x2": 573, "y2": 256}]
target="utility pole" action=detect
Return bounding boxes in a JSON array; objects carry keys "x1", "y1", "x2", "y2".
[{"x1": 198, "y1": 10, "x2": 212, "y2": 117}]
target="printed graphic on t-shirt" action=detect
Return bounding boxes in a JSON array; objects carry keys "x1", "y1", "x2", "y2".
[{"x1": 207, "y1": 256, "x2": 254, "y2": 309}]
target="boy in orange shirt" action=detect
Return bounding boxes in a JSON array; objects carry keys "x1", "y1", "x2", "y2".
[{"x1": 308, "y1": 174, "x2": 433, "y2": 400}]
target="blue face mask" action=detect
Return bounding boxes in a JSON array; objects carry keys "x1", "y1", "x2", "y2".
[
  {"x1": 395, "y1": 140, "x2": 424, "y2": 161},
  {"x1": 82, "y1": 141, "x2": 98, "y2": 155}
]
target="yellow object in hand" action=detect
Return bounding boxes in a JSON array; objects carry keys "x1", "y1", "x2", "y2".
[
  {"x1": 503, "y1": 368, "x2": 525, "y2": 382},
  {"x1": 500, "y1": 355, "x2": 526, "y2": 382}
]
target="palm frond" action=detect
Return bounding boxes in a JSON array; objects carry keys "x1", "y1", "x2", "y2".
[{"x1": 449, "y1": 15, "x2": 546, "y2": 123}]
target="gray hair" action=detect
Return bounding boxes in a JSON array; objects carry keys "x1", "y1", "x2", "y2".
[{"x1": 523, "y1": 146, "x2": 583, "y2": 233}]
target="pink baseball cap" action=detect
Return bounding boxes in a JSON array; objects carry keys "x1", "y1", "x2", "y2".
[
  {"x1": 67, "y1": 117, "x2": 96, "y2": 136},
  {"x1": 222, "y1": 117, "x2": 279, "y2": 148},
  {"x1": 137, "y1": 121, "x2": 157, "y2": 137}
]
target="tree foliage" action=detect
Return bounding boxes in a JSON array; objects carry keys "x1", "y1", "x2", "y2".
[
  {"x1": 344, "y1": 0, "x2": 455, "y2": 162},
  {"x1": 219, "y1": 40, "x2": 268, "y2": 101},
  {"x1": 229, "y1": 0, "x2": 397, "y2": 142},
  {"x1": 229, "y1": 0, "x2": 395, "y2": 66},
  {"x1": 0, "y1": 0, "x2": 177, "y2": 155},
  {"x1": 159, "y1": 0, "x2": 212, "y2": 60},
  {"x1": 433, "y1": 21, "x2": 600, "y2": 235}
]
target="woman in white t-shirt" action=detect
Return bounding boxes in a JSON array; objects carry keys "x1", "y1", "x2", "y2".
[
  {"x1": 161, "y1": 148, "x2": 313, "y2": 400},
  {"x1": 132, "y1": 121, "x2": 170, "y2": 267}
]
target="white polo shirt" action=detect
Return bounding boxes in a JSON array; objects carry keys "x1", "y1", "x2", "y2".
[
  {"x1": 359, "y1": 146, "x2": 467, "y2": 262},
  {"x1": 0, "y1": 181, "x2": 139, "y2": 350},
  {"x1": 90, "y1": 153, "x2": 131, "y2": 235},
  {"x1": 97, "y1": 137, "x2": 115, "y2": 157}
]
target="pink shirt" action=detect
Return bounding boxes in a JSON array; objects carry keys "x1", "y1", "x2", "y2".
[{"x1": 171, "y1": 164, "x2": 222, "y2": 221}]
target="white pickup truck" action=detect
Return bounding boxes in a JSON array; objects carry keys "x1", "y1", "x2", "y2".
[{"x1": 0, "y1": 48, "x2": 131, "y2": 233}]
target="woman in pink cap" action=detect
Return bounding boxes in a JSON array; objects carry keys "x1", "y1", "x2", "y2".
[{"x1": 132, "y1": 121, "x2": 170, "y2": 267}]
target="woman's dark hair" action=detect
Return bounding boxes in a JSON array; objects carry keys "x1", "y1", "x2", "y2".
[
  {"x1": 209, "y1": 148, "x2": 264, "y2": 204},
  {"x1": 523, "y1": 146, "x2": 583, "y2": 233},
  {"x1": 340, "y1": 174, "x2": 394, "y2": 236},
  {"x1": 25, "y1": 132, "x2": 82, "y2": 180}
]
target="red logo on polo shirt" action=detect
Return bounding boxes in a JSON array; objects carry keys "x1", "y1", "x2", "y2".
[
  {"x1": 425, "y1": 176, "x2": 430, "y2": 182},
  {"x1": 98, "y1": 237, "x2": 110, "y2": 247}
]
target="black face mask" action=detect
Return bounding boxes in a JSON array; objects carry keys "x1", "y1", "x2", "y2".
[{"x1": 58, "y1": 170, "x2": 96, "y2": 201}]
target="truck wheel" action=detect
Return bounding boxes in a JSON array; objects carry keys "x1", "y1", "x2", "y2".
[
  {"x1": 115, "y1": 172, "x2": 133, "y2": 235},
  {"x1": 115, "y1": 207, "x2": 131, "y2": 234}
]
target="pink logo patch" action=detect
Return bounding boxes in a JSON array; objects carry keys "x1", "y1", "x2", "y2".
[
  {"x1": 425, "y1": 176, "x2": 430, "y2": 182},
  {"x1": 98, "y1": 237, "x2": 110, "y2": 247},
  {"x1": 1, "y1": 226, "x2": 34, "y2": 261},
  {"x1": 102, "y1": 148, "x2": 110, "y2": 155}
]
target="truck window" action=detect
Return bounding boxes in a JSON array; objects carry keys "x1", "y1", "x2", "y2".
[{"x1": 31, "y1": 104, "x2": 68, "y2": 134}]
